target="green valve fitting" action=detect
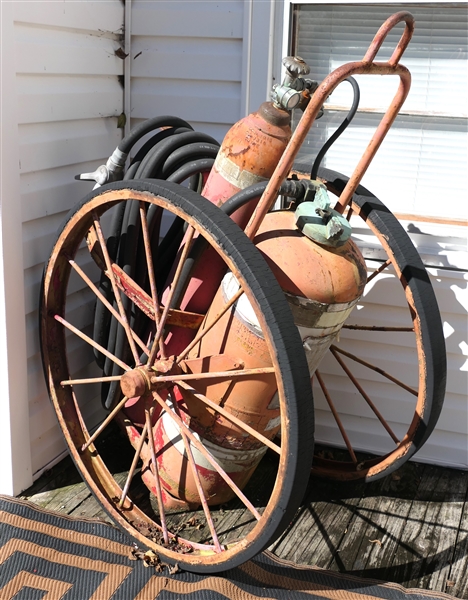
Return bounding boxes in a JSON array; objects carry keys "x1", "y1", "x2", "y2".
[{"x1": 295, "y1": 181, "x2": 352, "y2": 247}]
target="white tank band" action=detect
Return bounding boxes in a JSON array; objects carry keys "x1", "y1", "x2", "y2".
[
  {"x1": 162, "y1": 408, "x2": 267, "y2": 473},
  {"x1": 214, "y1": 152, "x2": 268, "y2": 189}
]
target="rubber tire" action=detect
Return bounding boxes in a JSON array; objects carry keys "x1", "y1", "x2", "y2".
[
  {"x1": 310, "y1": 166, "x2": 446, "y2": 481},
  {"x1": 40, "y1": 179, "x2": 315, "y2": 573}
]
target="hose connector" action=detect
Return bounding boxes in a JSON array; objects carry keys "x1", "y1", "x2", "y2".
[{"x1": 75, "y1": 147, "x2": 128, "y2": 188}]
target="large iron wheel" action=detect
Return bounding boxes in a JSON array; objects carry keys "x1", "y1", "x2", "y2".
[
  {"x1": 40, "y1": 180, "x2": 314, "y2": 572},
  {"x1": 306, "y1": 167, "x2": 446, "y2": 481}
]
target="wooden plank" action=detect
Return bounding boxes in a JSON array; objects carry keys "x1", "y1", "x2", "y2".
[
  {"x1": 68, "y1": 493, "x2": 111, "y2": 523},
  {"x1": 387, "y1": 465, "x2": 467, "y2": 592},
  {"x1": 408, "y1": 468, "x2": 468, "y2": 592},
  {"x1": 448, "y1": 488, "x2": 468, "y2": 598},
  {"x1": 345, "y1": 462, "x2": 422, "y2": 580},
  {"x1": 273, "y1": 474, "x2": 367, "y2": 569}
]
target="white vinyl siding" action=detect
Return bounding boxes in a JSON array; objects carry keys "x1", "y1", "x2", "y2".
[
  {"x1": 130, "y1": 0, "x2": 245, "y2": 143},
  {"x1": 13, "y1": 1, "x2": 124, "y2": 479}
]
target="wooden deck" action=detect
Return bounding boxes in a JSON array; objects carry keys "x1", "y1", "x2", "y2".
[{"x1": 19, "y1": 444, "x2": 468, "y2": 598}]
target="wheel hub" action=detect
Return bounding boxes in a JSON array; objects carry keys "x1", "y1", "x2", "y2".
[{"x1": 120, "y1": 359, "x2": 178, "y2": 398}]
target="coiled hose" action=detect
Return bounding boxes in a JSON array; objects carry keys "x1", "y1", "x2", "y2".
[{"x1": 93, "y1": 118, "x2": 221, "y2": 408}]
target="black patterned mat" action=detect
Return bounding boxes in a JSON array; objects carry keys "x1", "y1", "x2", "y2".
[{"x1": 0, "y1": 495, "x2": 455, "y2": 600}]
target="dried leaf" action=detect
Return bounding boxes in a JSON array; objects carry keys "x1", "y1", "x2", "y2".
[
  {"x1": 169, "y1": 563, "x2": 181, "y2": 575},
  {"x1": 117, "y1": 112, "x2": 127, "y2": 130}
]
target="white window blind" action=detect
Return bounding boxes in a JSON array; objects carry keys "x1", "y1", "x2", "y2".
[{"x1": 293, "y1": 4, "x2": 468, "y2": 223}]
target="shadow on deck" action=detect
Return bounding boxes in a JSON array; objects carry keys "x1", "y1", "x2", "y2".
[{"x1": 19, "y1": 440, "x2": 468, "y2": 598}]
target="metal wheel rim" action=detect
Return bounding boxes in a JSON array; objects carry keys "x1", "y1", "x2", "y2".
[{"x1": 40, "y1": 181, "x2": 314, "y2": 571}]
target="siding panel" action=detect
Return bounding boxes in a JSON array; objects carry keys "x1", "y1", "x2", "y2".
[
  {"x1": 130, "y1": 0, "x2": 244, "y2": 142},
  {"x1": 131, "y1": 3, "x2": 243, "y2": 39},
  {"x1": 15, "y1": 3, "x2": 124, "y2": 477}
]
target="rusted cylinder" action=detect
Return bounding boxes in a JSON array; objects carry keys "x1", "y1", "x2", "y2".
[
  {"x1": 162, "y1": 102, "x2": 291, "y2": 358},
  {"x1": 254, "y1": 210, "x2": 367, "y2": 373},
  {"x1": 202, "y1": 102, "x2": 291, "y2": 230}
]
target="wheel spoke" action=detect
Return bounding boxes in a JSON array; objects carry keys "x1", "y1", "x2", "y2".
[
  {"x1": 366, "y1": 258, "x2": 391, "y2": 284},
  {"x1": 144, "y1": 408, "x2": 169, "y2": 544},
  {"x1": 148, "y1": 227, "x2": 196, "y2": 365},
  {"x1": 330, "y1": 347, "x2": 400, "y2": 444},
  {"x1": 152, "y1": 366, "x2": 276, "y2": 385},
  {"x1": 69, "y1": 259, "x2": 151, "y2": 356},
  {"x1": 81, "y1": 395, "x2": 128, "y2": 452},
  {"x1": 152, "y1": 390, "x2": 262, "y2": 521},
  {"x1": 315, "y1": 370, "x2": 358, "y2": 464},
  {"x1": 176, "y1": 380, "x2": 281, "y2": 455},
  {"x1": 92, "y1": 213, "x2": 141, "y2": 365},
  {"x1": 330, "y1": 345, "x2": 418, "y2": 396},
  {"x1": 176, "y1": 287, "x2": 244, "y2": 363},
  {"x1": 139, "y1": 203, "x2": 166, "y2": 359},
  {"x1": 119, "y1": 421, "x2": 148, "y2": 508},
  {"x1": 61, "y1": 375, "x2": 122, "y2": 386},
  {"x1": 342, "y1": 324, "x2": 414, "y2": 332},
  {"x1": 54, "y1": 314, "x2": 130, "y2": 372},
  {"x1": 170, "y1": 398, "x2": 223, "y2": 552}
]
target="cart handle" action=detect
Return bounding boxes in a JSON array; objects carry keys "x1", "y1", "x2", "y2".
[
  {"x1": 245, "y1": 11, "x2": 415, "y2": 239},
  {"x1": 363, "y1": 11, "x2": 414, "y2": 66}
]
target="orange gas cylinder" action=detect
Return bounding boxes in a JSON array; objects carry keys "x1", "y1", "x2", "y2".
[
  {"x1": 153, "y1": 209, "x2": 367, "y2": 510},
  {"x1": 202, "y1": 102, "x2": 291, "y2": 230},
  {"x1": 254, "y1": 209, "x2": 367, "y2": 372},
  {"x1": 161, "y1": 102, "x2": 291, "y2": 357},
  {"x1": 154, "y1": 272, "x2": 278, "y2": 508}
]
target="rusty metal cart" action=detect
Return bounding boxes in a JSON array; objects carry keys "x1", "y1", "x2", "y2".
[{"x1": 40, "y1": 12, "x2": 446, "y2": 573}]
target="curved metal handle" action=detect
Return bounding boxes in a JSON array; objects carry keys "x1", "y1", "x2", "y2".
[
  {"x1": 362, "y1": 11, "x2": 415, "y2": 66},
  {"x1": 244, "y1": 12, "x2": 415, "y2": 238}
]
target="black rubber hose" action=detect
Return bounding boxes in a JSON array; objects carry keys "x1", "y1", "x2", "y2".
[
  {"x1": 136, "y1": 131, "x2": 220, "y2": 179},
  {"x1": 117, "y1": 116, "x2": 193, "y2": 155},
  {"x1": 310, "y1": 76, "x2": 360, "y2": 180},
  {"x1": 123, "y1": 161, "x2": 140, "y2": 181},
  {"x1": 160, "y1": 142, "x2": 220, "y2": 179},
  {"x1": 92, "y1": 200, "x2": 127, "y2": 368},
  {"x1": 220, "y1": 182, "x2": 268, "y2": 216},
  {"x1": 167, "y1": 158, "x2": 215, "y2": 184},
  {"x1": 130, "y1": 126, "x2": 193, "y2": 168}
]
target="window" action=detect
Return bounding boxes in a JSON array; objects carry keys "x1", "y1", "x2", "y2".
[{"x1": 290, "y1": 3, "x2": 467, "y2": 224}]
